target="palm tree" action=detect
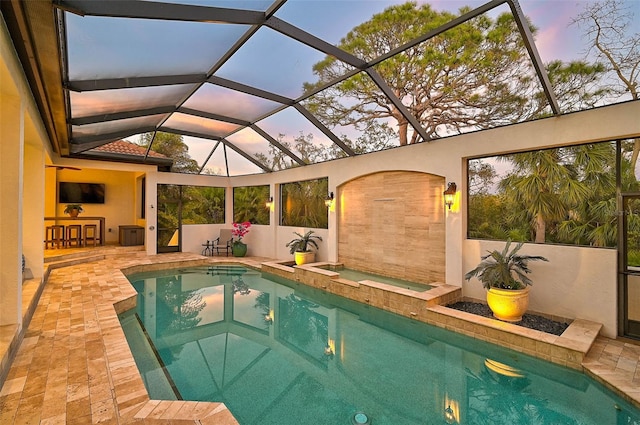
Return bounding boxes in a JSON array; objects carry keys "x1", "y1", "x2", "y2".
[{"x1": 499, "y1": 143, "x2": 614, "y2": 243}]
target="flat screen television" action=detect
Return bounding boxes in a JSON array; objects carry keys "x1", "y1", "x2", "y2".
[{"x1": 59, "y1": 182, "x2": 105, "y2": 204}]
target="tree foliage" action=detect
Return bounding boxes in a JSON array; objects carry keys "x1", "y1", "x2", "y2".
[
  {"x1": 139, "y1": 132, "x2": 199, "y2": 173},
  {"x1": 281, "y1": 178, "x2": 328, "y2": 228},
  {"x1": 572, "y1": 0, "x2": 640, "y2": 169},
  {"x1": 469, "y1": 142, "x2": 618, "y2": 246},
  {"x1": 572, "y1": 0, "x2": 639, "y2": 101},
  {"x1": 304, "y1": 2, "x2": 583, "y2": 145},
  {"x1": 233, "y1": 185, "x2": 270, "y2": 225}
]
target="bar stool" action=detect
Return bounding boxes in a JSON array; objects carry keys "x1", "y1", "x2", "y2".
[
  {"x1": 83, "y1": 224, "x2": 98, "y2": 247},
  {"x1": 66, "y1": 224, "x2": 83, "y2": 247},
  {"x1": 45, "y1": 225, "x2": 65, "y2": 249}
]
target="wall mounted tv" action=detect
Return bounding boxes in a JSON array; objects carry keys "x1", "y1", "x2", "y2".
[{"x1": 59, "y1": 182, "x2": 105, "y2": 204}]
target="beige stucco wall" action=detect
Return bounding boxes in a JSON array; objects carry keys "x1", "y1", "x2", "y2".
[
  {"x1": 1, "y1": 19, "x2": 50, "y2": 327},
  {"x1": 463, "y1": 240, "x2": 618, "y2": 337},
  {"x1": 51, "y1": 168, "x2": 139, "y2": 244}
]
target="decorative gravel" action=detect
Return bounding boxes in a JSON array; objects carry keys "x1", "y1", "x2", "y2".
[{"x1": 447, "y1": 301, "x2": 570, "y2": 336}]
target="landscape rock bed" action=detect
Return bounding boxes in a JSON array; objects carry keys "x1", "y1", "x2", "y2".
[{"x1": 448, "y1": 301, "x2": 570, "y2": 336}]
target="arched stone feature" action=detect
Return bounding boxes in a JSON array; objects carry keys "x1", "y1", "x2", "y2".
[{"x1": 337, "y1": 171, "x2": 445, "y2": 284}]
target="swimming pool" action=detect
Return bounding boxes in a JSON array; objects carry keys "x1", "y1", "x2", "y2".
[{"x1": 121, "y1": 265, "x2": 640, "y2": 425}]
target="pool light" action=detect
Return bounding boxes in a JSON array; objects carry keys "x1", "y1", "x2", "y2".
[
  {"x1": 444, "y1": 405, "x2": 455, "y2": 424},
  {"x1": 351, "y1": 412, "x2": 371, "y2": 424}
]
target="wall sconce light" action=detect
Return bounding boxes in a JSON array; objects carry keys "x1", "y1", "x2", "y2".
[
  {"x1": 325, "y1": 192, "x2": 334, "y2": 207},
  {"x1": 265, "y1": 197, "x2": 274, "y2": 209},
  {"x1": 264, "y1": 310, "x2": 274, "y2": 324},
  {"x1": 443, "y1": 182, "x2": 457, "y2": 210},
  {"x1": 324, "y1": 338, "x2": 335, "y2": 357}
]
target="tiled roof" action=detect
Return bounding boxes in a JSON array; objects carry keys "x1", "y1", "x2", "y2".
[{"x1": 91, "y1": 140, "x2": 167, "y2": 158}]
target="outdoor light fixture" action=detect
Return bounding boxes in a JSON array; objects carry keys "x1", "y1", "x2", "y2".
[
  {"x1": 325, "y1": 192, "x2": 334, "y2": 207},
  {"x1": 265, "y1": 197, "x2": 274, "y2": 209},
  {"x1": 444, "y1": 405, "x2": 455, "y2": 424},
  {"x1": 443, "y1": 182, "x2": 457, "y2": 210}
]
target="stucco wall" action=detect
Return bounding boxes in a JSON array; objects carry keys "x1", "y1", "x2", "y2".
[
  {"x1": 463, "y1": 240, "x2": 618, "y2": 337},
  {"x1": 52, "y1": 169, "x2": 140, "y2": 244}
]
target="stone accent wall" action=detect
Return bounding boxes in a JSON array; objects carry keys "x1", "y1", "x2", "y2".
[{"x1": 337, "y1": 171, "x2": 445, "y2": 284}]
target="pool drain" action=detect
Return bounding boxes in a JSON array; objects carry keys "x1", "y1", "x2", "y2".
[{"x1": 351, "y1": 412, "x2": 371, "y2": 424}]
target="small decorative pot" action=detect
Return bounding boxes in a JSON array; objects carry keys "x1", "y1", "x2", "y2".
[
  {"x1": 68, "y1": 208, "x2": 80, "y2": 218},
  {"x1": 486, "y1": 286, "x2": 530, "y2": 322},
  {"x1": 232, "y1": 241, "x2": 247, "y2": 257},
  {"x1": 294, "y1": 251, "x2": 315, "y2": 265}
]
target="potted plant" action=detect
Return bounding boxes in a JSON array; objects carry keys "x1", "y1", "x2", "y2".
[
  {"x1": 464, "y1": 240, "x2": 548, "y2": 322},
  {"x1": 231, "y1": 221, "x2": 251, "y2": 257},
  {"x1": 64, "y1": 204, "x2": 83, "y2": 217},
  {"x1": 286, "y1": 230, "x2": 322, "y2": 265}
]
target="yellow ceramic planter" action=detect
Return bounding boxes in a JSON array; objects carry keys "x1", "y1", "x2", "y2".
[
  {"x1": 294, "y1": 251, "x2": 315, "y2": 265},
  {"x1": 486, "y1": 286, "x2": 530, "y2": 322}
]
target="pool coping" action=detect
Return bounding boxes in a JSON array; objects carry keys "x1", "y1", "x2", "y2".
[{"x1": 260, "y1": 260, "x2": 601, "y2": 371}]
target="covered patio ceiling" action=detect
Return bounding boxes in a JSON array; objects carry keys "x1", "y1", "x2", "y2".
[{"x1": 3, "y1": 0, "x2": 562, "y2": 176}]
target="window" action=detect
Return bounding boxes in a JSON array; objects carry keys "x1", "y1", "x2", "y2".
[
  {"x1": 468, "y1": 141, "x2": 617, "y2": 247},
  {"x1": 281, "y1": 178, "x2": 328, "y2": 228},
  {"x1": 181, "y1": 185, "x2": 225, "y2": 225},
  {"x1": 233, "y1": 185, "x2": 270, "y2": 225}
]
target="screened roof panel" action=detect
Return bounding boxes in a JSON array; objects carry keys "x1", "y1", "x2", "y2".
[
  {"x1": 209, "y1": 144, "x2": 266, "y2": 176},
  {"x1": 154, "y1": 0, "x2": 272, "y2": 10},
  {"x1": 255, "y1": 106, "x2": 344, "y2": 164},
  {"x1": 72, "y1": 115, "x2": 166, "y2": 139},
  {"x1": 273, "y1": 0, "x2": 407, "y2": 46},
  {"x1": 302, "y1": 71, "x2": 419, "y2": 151},
  {"x1": 370, "y1": 6, "x2": 548, "y2": 137},
  {"x1": 225, "y1": 127, "x2": 275, "y2": 159},
  {"x1": 200, "y1": 143, "x2": 228, "y2": 176},
  {"x1": 9, "y1": 0, "x2": 632, "y2": 175},
  {"x1": 162, "y1": 112, "x2": 242, "y2": 138},
  {"x1": 65, "y1": 13, "x2": 249, "y2": 80},
  {"x1": 181, "y1": 135, "x2": 220, "y2": 173},
  {"x1": 182, "y1": 83, "x2": 283, "y2": 122},
  {"x1": 69, "y1": 85, "x2": 195, "y2": 118},
  {"x1": 213, "y1": 27, "x2": 348, "y2": 98}
]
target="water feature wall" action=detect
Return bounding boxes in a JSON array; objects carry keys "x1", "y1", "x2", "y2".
[{"x1": 337, "y1": 171, "x2": 446, "y2": 284}]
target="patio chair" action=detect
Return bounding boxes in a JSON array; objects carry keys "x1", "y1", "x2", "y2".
[{"x1": 213, "y1": 229, "x2": 233, "y2": 256}]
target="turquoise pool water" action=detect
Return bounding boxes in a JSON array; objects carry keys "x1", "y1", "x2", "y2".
[
  {"x1": 319, "y1": 266, "x2": 432, "y2": 292},
  {"x1": 121, "y1": 265, "x2": 640, "y2": 425}
]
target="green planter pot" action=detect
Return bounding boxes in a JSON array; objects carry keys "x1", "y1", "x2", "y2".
[{"x1": 232, "y1": 241, "x2": 248, "y2": 257}]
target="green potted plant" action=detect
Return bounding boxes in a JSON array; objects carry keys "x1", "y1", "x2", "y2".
[
  {"x1": 63, "y1": 204, "x2": 84, "y2": 217},
  {"x1": 286, "y1": 230, "x2": 322, "y2": 265},
  {"x1": 464, "y1": 240, "x2": 548, "y2": 322}
]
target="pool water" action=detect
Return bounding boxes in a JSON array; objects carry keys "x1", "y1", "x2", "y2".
[
  {"x1": 320, "y1": 266, "x2": 432, "y2": 292},
  {"x1": 121, "y1": 265, "x2": 640, "y2": 425}
]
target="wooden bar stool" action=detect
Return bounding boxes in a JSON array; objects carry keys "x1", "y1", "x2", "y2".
[
  {"x1": 83, "y1": 224, "x2": 98, "y2": 247},
  {"x1": 45, "y1": 225, "x2": 65, "y2": 249},
  {"x1": 66, "y1": 224, "x2": 83, "y2": 247}
]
